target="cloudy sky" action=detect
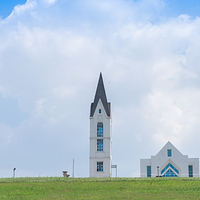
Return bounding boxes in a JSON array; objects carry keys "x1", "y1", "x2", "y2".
[{"x1": 1, "y1": 0, "x2": 200, "y2": 178}]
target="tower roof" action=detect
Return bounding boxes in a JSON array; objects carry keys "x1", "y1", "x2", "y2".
[{"x1": 90, "y1": 73, "x2": 111, "y2": 117}]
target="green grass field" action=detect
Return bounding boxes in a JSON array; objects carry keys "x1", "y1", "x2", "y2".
[{"x1": 0, "y1": 177, "x2": 200, "y2": 199}]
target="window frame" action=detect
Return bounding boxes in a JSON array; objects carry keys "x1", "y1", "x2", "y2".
[
  {"x1": 188, "y1": 165, "x2": 193, "y2": 177},
  {"x1": 147, "y1": 166, "x2": 151, "y2": 177},
  {"x1": 97, "y1": 122, "x2": 103, "y2": 137},
  {"x1": 97, "y1": 162, "x2": 103, "y2": 172},
  {"x1": 162, "y1": 169, "x2": 178, "y2": 177},
  {"x1": 97, "y1": 139, "x2": 103, "y2": 151},
  {"x1": 161, "y1": 163, "x2": 179, "y2": 175},
  {"x1": 167, "y1": 149, "x2": 172, "y2": 157}
]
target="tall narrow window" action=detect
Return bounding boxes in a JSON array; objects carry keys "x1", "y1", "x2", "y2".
[
  {"x1": 97, "y1": 122, "x2": 103, "y2": 137},
  {"x1": 188, "y1": 165, "x2": 193, "y2": 177},
  {"x1": 167, "y1": 149, "x2": 172, "y2": 157},
  {"x1": 99, "y1": 109, "x2": 101, "y2": 113},
  {"x1": 97, "y1": 139, "x2": 103, "y2": 151},
  {"x1": 97, "y1": 162, "x2": 103, "y2": 172},
  {"x1": 147, "y1": 166, "x2": 151, "y2": 177}
]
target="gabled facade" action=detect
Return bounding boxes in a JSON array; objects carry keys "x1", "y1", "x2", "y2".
[
  {"x1": 89, "y1": 73, "x2": 112, "y2": 177},
  {"x1": 140, "y1": 141, "x2": 199, "y2": 177}
]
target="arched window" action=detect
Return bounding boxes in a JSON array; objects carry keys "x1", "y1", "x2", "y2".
[{"x1": 97, "y1": 123, "x2": 103, "y2": 137}]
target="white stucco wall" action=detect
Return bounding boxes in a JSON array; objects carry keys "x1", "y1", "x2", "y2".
[
  {"x1": 188, "y1": 158, "x2": 199, "y2": 177},
  {"x1": 89, "y1": 99, "x2": 112, "y2": 177},
  {"x1": 140, "y1": 141, "x2": 199, "y2": 177},
  {"x1": 140, "y1": 159, "x2": 151, "y2": 177}
]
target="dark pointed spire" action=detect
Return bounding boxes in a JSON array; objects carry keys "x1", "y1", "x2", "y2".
[{"x1": 90, "y1": 73, "x2": 111, "y2": 117}]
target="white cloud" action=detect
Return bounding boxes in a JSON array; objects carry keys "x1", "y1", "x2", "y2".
[
  {"x1": 8, "y1": 0, "x2": 37, "y2": 18},
  {"x1": 0, "y1": 123, "x2": 13, "y2": 146},
  {"x1": 0, "y1": 86, "x2": 5, "y2": 95},
  {"x1": 52, "y1": 87, "x2": 76, "y2": 98},
  {"x1": 42, "y1": 0, "x2": 56, "y2": 6},
  {"x1": 0, "y1": 0, "x2": 200, "y2": 177},
  {"x1": 35, "y1": 98, "x2": 47, "y2": 112}
]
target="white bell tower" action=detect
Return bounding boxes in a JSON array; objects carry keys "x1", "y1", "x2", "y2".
[{"x1": 89, "y1": 73, "x2": 112, "y2": 177}]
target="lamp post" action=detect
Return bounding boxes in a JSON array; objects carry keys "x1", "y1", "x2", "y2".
[
  {"x1": 73, "y1": 158, "x2": 75, "y2": 178},
  {"x1": 13, "y1": 168, "x2": 16, "y2": 178},
  {"x1": 157, "y1": 166, "x2": 159, "y2": 177}
]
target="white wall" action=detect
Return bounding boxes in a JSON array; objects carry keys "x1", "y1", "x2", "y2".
[
  {"x1": 140, "y1": 159, "x2": 151, "y2": 177},
  {"x1": 188, "y1": 158, "x2": 199, "y2": 177},
  {"x1": 89, "y1": 99, "x2": 112, "y2": 177},
  {"x1": 140, "y1": 141, "x2": 199, "y2": 177}
]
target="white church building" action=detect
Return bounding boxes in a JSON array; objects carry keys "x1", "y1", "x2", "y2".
[
  {"x1": 89, "y1": 73, "x2": 112, "y2": 177},
  {"x1": 140, "y1": 141, "x2": 199, "y2": 177},
  {"x1": 89, "y1": 73, "x2": 199, "y2": 178}
]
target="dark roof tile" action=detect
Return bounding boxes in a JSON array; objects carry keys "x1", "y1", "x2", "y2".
[{"x1": 90, "y1": 73, "x2": 111, "y2": 117}]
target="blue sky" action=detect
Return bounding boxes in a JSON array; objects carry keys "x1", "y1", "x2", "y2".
[
  {"x1": 165, "y1": 0, "x2": 200, "y2": 18},
  {"x1": 1, "y1": 0, "x2": 200, "y2": 178},
  {"x1": 0, "y1": 0, "x2": 26, "y2": 18},
  {"x1": 1, "y1": 0, "x2": 200, "y2": 19}
]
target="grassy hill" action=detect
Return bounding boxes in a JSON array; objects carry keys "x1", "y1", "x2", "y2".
[{"x1": 0, "y1": 177, "x2": 200, "y2": 199}]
